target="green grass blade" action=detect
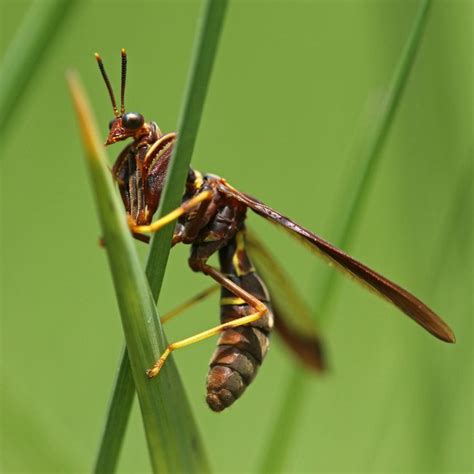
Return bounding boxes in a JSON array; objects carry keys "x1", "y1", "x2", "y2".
[
  {"x1": 68, "y1": 73, "x2": 210, "y2": 474},
  {"x1": 94, "y1": 345, "x2": 134, "y2": 473},
  {"x1": 0, "y1": 0, "x2": 77, "y2": 139},
  {"x1": 430, "y1": 156, "x2": 472, "y2": 289},
  {"x1": 258, "y1": 1, "x2": 432, "y2": 472},
  {"x1": 419, "y1": 156, "x2": 472, "y2": 471},
  {"x1": 146, "y1": 0, "x2": 229, "y2": 296},
  {"x1": 92, "y1": 0, "x2": 228, "y2": 471}
]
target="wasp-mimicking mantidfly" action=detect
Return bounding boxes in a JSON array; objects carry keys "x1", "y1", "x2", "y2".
[{"x1": 95, "y1": 50, "x2": 455, "y2": 412}]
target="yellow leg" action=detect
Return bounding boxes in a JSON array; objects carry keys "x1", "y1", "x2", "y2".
[
  {"x1": 147, "y1": 263, "x2": 268, "y2": 378},
  {"x1": 132, "y1": 190, "x2": 212, "y2": 234},
  {"x1": 147, "y1": 309, "x2": 266, "y2": 377},
  {"x1": 160, "y1": 285, "x2": 219, "y2": 324}
]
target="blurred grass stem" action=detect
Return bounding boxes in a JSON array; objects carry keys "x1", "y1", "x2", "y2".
[
  {"x1": 258, "y1": 1, "x2": 432, "y2": 472},
  {"x1": 0, "y1": 0, "x2": 77, "y2": 139}
]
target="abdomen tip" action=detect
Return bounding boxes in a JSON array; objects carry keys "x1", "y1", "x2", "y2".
[{"x1": 206, "y1": 389, "x2": 234, "y2": 412}]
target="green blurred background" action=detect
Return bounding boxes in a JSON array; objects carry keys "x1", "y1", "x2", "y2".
[{"x1": 1, "y1": 0, "x2": 472, "y2": 472}]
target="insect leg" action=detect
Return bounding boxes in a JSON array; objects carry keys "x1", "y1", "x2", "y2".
[
  {"x1": 131, "y1": 190, "x2": 213, "y2": 234},
  {"x1": 160, "y1": 285, "x2": 219, "y2": 324},
  {"x1": 146, "y1": 263, "x2": 268, "y2": 378}
]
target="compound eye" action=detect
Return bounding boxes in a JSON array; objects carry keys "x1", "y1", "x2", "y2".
[
  {"x1": 108, "y1": 119, "x2": 115, "y2": 130},
  {"x1": 122, "y1": 112, "x2": 144, "y2": 130}
]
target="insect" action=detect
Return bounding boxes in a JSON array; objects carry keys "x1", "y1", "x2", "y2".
[{"x1": 95, "y1": 50, "x2": 455, "y2": 412}]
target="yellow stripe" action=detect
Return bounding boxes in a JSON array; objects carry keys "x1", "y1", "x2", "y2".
[
  {"x1": 144, "y1": 132, "x2": 177, "y2": 168},
  {"x1": 220, "y1": 297, "x2": 246, "y2": 306},
  {"x1": 194, "y1": 170, "x2": 204, "y2": 190},
  {"x1": 148, "y1": 141, "x2": 173, "y2": 171},
  {"x1": 237, "y1": 266, "x2": 256, "y2": 276},
  {"x1": 232, "y1": 231, "x2": 246, "y2": 276}
]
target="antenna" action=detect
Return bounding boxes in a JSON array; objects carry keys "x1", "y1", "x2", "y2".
[
  {"x1": 120, "y1": 48, "x2": 127, "y2": 115},
  {"x1": 95, "y1": 52, "x2": 119, "y2": 117}
]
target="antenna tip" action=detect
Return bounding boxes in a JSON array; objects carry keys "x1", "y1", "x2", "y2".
[
  {"x1": 94, "y1": 52, "x2": 101, "y2": 61},
  {"x1": 121, "y1": 48, "x2": 126, "y2": 55}
]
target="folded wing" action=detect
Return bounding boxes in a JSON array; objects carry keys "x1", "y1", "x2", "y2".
[
  {"x1": 246, "y1": 229, "x2": 325, "y2": 371},
  {"x1": 220, "y1": 180, "x2": 455, "y2": 343}
]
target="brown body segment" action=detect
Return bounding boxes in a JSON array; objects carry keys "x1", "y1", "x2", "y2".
[{"x1": 206, "y1": 230, "x2": 274, "y2": 411}]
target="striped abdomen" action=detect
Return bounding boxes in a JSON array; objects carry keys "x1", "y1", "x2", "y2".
[{"x1": 206, "y1": 230, "x2": 274, "y2": 412}]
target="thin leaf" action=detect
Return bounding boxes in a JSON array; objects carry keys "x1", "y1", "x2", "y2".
[
  {"x1": 93, "y1": 0, "x2": 228, "y2": 471},
  {"x1": 258, "y1": 1, "x2": 433, "y2": 472},
  {"x1": 93, "y1": 346, "x2": 134, "y2": 473},
  {"x1": 429, "y1": 156, "x2": 473, "y2": 289},
  {"x1": 0, "y1": 0, "x2": 77, "y2": 139},
  {"x1": 418, "y1": 156, "x2": 472, "y2": 471},
  {"x1": 68, "y1": 73, "x2": 209, "y2": 474},
  {"x1": 146, "y1": 0, "x2": 229, "y2": 295}
]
